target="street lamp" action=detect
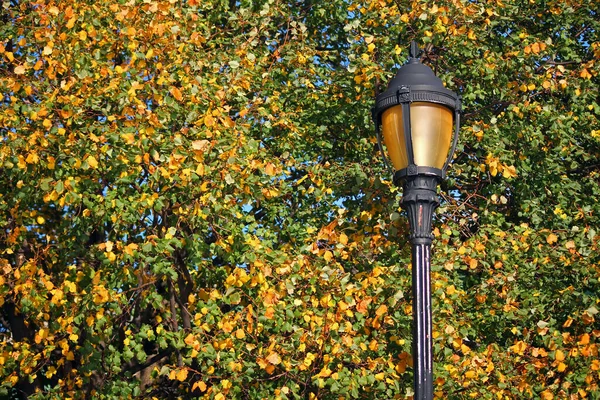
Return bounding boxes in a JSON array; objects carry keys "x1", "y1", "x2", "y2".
[{"x1": 372, "y1": 41, "x2": 461, "y2": 400}]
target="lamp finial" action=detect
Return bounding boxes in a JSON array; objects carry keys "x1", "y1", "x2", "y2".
[{"x1": 409, "y1": 41, "x2": 420, "y2": 61}]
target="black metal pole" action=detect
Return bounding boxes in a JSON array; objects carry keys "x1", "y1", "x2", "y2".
[{"x1": 401, "y1": 175, "x2": 440, "y2": 400}]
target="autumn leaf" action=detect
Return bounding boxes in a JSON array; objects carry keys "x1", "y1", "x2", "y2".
[
  {"x1": 266, "y1": 352, "x2": 281, "y2": 365},
  {"x1": 191, "y1": 139, "x2": 209, "y2": 151},
  {"x1": 170, "y1": 86, "x2": 183, "y2": 101},
  {"x1": 192, "y1": 381, "x2": 207, "y2": 392},
  {"x1": 87, "y1": 155, "x2": 99, "y2": 169}
]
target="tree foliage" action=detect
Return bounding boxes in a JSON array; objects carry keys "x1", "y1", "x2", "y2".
[{"x1": 1, "y1": 0, "x2": 599, "y2": 398}]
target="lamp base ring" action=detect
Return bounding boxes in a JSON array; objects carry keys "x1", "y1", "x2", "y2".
[{"x1": 394, "y1": 166, "x2": 443, "y2": 186}]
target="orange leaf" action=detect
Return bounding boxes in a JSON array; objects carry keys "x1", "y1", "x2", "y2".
[
  {"x1": 192, "y1": 381, "x2": 207, "y2": 392},
  {"x1": 266, "y1": 352, "x2": 281, "y2": 365},
  {"x1": 265, "y1": 163, "x2": 276, "y2": 176},
  {"x1": 184, "y1": 333, "x2": 196, "y2": 345},
  {"x1": 546, "y1": 233, "x2": 558, "y2": 245},
  {"x1": 578, "y1": 333, "x2": 590, "y2": 345},
  {"x1": 170, "y1": 87, "x2": 183, "y2": 101},
  {"x1": 356, "y1": 298, "x2": 371, "y2": 314},
  {"x1": 375, "y1": 304, "x2": 388, "y2": 317}
]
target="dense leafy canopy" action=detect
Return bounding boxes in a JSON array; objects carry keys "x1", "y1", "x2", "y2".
[{"x1": 1, "y1": 0, "x2": 599, "y2": 398}]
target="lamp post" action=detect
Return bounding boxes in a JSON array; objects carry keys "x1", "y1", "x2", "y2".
[{"x1": 372, "y1": 41, "x2": 461, "y2": 400}]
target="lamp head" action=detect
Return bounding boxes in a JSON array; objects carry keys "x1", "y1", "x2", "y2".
[{"x1": 373, "y1": 41, "x2": 461, "y2": 185}]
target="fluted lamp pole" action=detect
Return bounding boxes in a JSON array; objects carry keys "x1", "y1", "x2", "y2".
[{"x1": 373, "y1": 41, "x2": 461, "y2": 400}]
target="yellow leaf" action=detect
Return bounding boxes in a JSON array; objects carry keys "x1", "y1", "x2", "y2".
[
  {"x1": 79, "y1": 30, "x2": 87, "y2": 41},
  {"x1": 175, "y1": 368, "x2": 188, "y2": 381},
  {"x1": 104, "y1": 241, "x2": 114, "y2": 252},
  {"x1": 546, "y1": 233, "x2": 558, "y2": 245},
  {"x1": 35, "y1": 328, "x2": 48, "y2": 344},
  {"x1": 26, "y1": 152, "x2": 39, "y2": 164},
  {"x1": 45, "y1": 366, "x2": 56, "y2": 378},
  {"x1": 323, "y1": 250, "x2": 333, "y2": 262},
  {"x1": 48, "y1": 6, "x2": 60, "y2": 15},
  {"x1": 235, "y1": 329, "x2": 245, "y2": 339},
  {"x1": 43, "y1": 46, "x2": 53, "y2": 55},
  {"x1": 204, "y1": 114, "x2": 216, "y2": 127},
  {"x1": 47, "y1": 156, "x2": 56, "y2": 169},
  {"x1": 93, "y1": 286, "x2": 109, "y2": 304},
  {"x1": 339, "y1": 233, "x2": 348, "y2": 245},
  {"x1": 510, "y1": 340, "x2": 527, "y2": 355},
  {"x1": 555, "y1": 349, "x2": 565, "y2": 361},
  {"x1": 14, "y1": 65, "x2": 26, "y2": 75},
  {"x1": 502, "y1": 165, "x2": 517, "y2": 179},
  {"x1": 66, "y1": 17, "x2": 77, "y2": 29},
  {"x1": 87, "y1": 155, "x2": 98, "y2": 169},
  {"x1": 122, "y1": 133, "x2": 135, "y2": 144},
  {"x1": 146, "y1": 48, "x2": 154, "y2": 58},
  {"x1": 461, "y1": 344, "x2": 471, "y2": 354}
]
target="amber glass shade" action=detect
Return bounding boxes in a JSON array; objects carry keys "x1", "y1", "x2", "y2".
[{"x1": 381, "y1": 102, "x2": 453, "y2": 171}]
